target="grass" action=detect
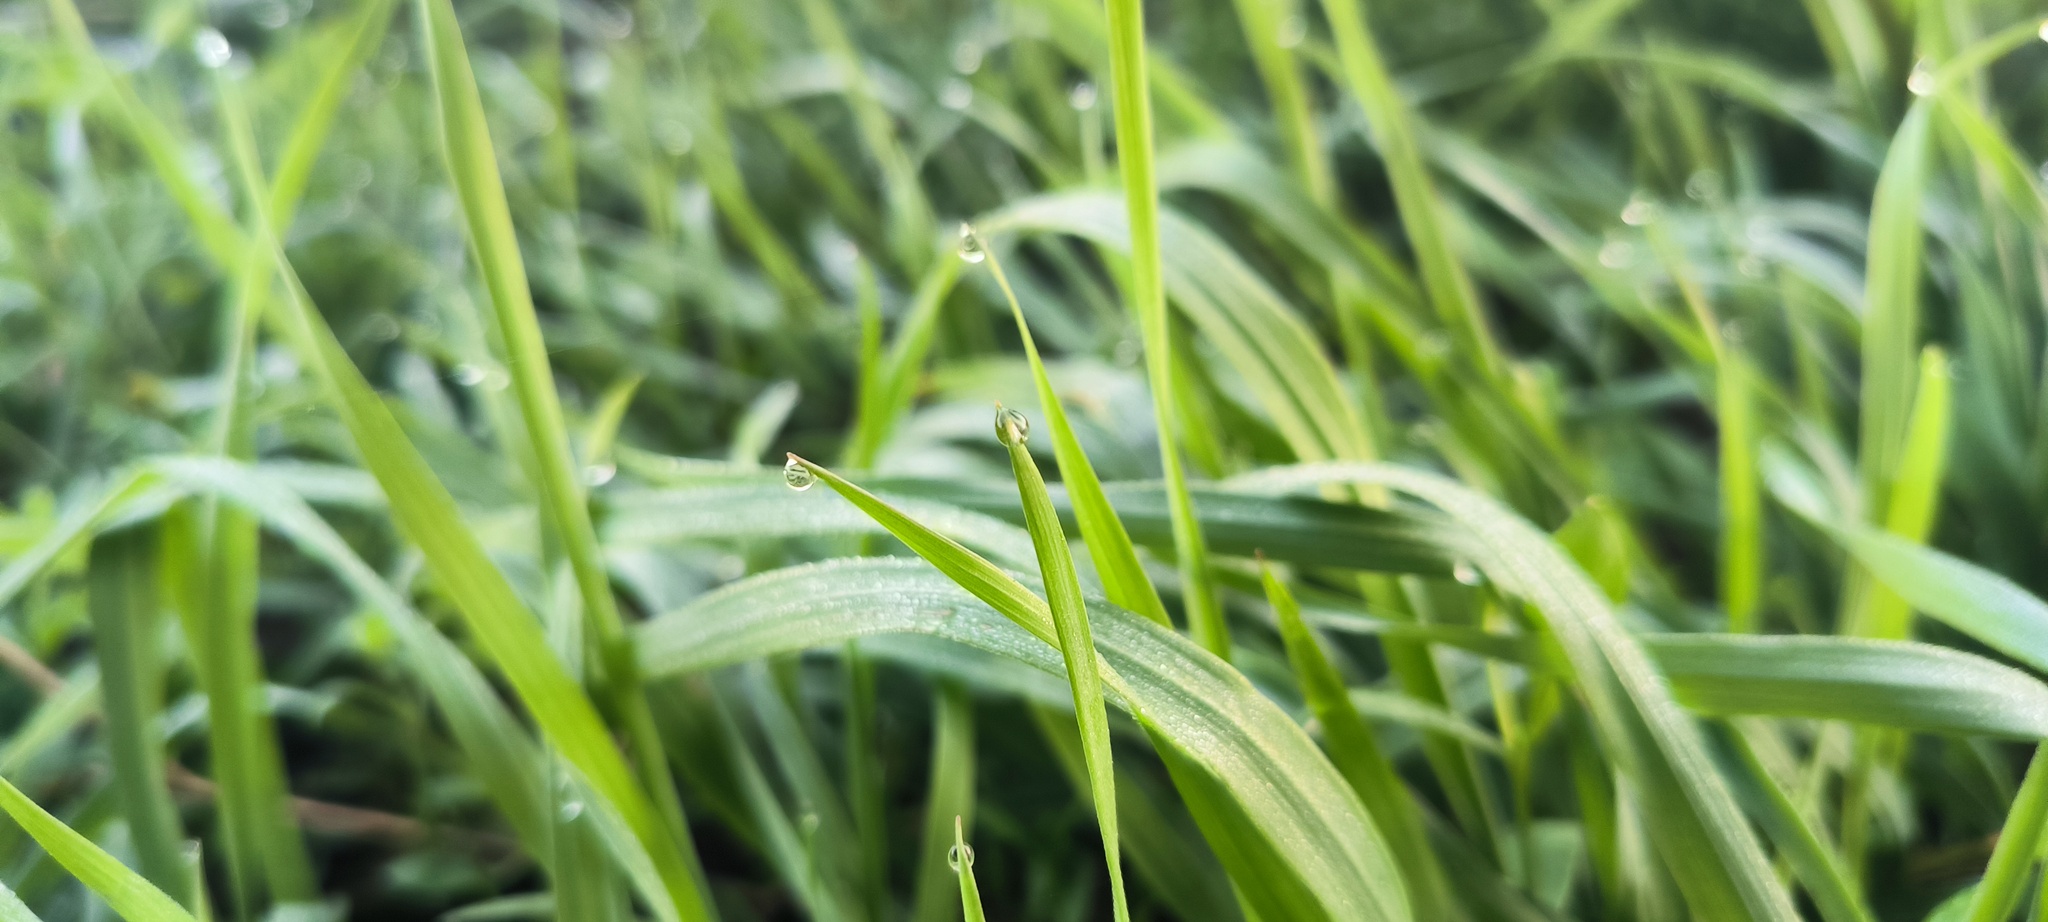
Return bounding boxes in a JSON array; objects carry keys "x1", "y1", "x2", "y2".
[{"x1": 2, "y1": 0, "x2": 2048, "y2": 919}]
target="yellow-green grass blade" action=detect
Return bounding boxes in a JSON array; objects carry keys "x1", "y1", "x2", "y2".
[
  {"x1": 86, "y1": 526, "x2": 187, "y2": 907},
  {"x1": 1963, "y1": 748, "x2": 2048, "y2": 922},
  {"x1": 1231, "y1": 462, "x2": 1800, "y2": 920},
  {"x1": 1098, "y1": 0, "x2": 1228, "y2": 659},
  {"x1": 998, "y1": 406, "x2": 1131, "y2": 922},
  {"x1": 1718, "y1": 721, "x2": 1877, "y2": 922},
  {"x1": 952, "y1": 816, "x2": 986, "y2": 922},
  {"x1": 1858, "y1": 347, "x2": 1952, "y2": 640},
  {"x1": 0, "y1": 775, "x2": 195, "y2": 922},
  {"x1": 973, "y1": 230, "x2": 1169, "y2": 626},
  {"x1": 1259, "y1": 562, "x2": 1453, "y2": 920},
  {"x1": 1720, "y1": 355, "x2": 1762, "y2": 631},
  {"x1": 910, "y1": 685, "x2": 975, "y2": 922},
  {"x1": 410, "y1": 5, "x2": 707, "y2": 911},
  {"x1": 1856, "y1": 100, "x2": 1935, "y2": 520}
]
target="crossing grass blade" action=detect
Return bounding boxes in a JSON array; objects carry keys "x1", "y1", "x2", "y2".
[
  {"x1": 910, "y1": 685, "x2": 975, "y2": 922},
  {"x1": 952, "y1": 816, "x2": 986, "y2": 922},
  {"x1": 997, "y1": 406, "x2": 1131, "y2": 922},
  {"x1": 1962, "y1": 748, "x2": 2048, "y2": 922},
  {"x1": 973, "y1": 230, "x2": 1169, "y2": 625}
]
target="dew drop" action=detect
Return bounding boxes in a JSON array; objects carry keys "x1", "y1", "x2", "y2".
[
  {"x1": 994, "y1": 405, "x2": 1030, "y2": 446},
  {"x1": 254, "y1": 0, "x2": 290, "y2": 29},
  {"x1": 783, "y1": 456, "x2": 816, "y2": 491},
  {"x1": 957, "y1": 223, "x2": 986, "y2": 263},
  {"x1": 1597, "y1": 240, "x2": 1632, "y2": 269},
  {"x1": 1112, "y1": 337, "x2": 1142, "y2": 367},
  {"x1": 363, "y1": 313, "x2": 401, "y2": 342},
  {"x1": 559, "y1": 800, "x2": 585, "y2": 821},
  {"x1": 940, "y1": 78, "x2": 974, "y2": 111},
  {"x1": 1619, "y1": 192, "x2": 1658, "y2": 226},
  {"x1": 2039, "y1": 19, "x2": 2047, "y2": 43},
  {"x1": 194, "y1": 28, "x2": 233, "y2": 69},
  {"x1": 1737, "y1": 253, "x2": 1767, "y2": 278},
  {"x1": 1452, "y1": 561, "x2": 1482, "y2": 586},
  {"x1": 951, "y1": 40, "x2": 984, "y2": 74},
  {"x1": 584, "y1": 462, "x2": 617, "y2": 487},
  {"x1": 1684, "y1": 169, "x2": 1723, "y2": 202},
  {"x1": 2037, "y1": 161, "x2": 2048, "y2": 185},
  {"x1": 1276, "y1": 15, "x2": 1309, "y2": 49},
  {"x1": 1906, "y1": 58, "x2": 1935, "y2": 97},
  {"x1": 947, "y1": 843, "x2": 975, "y2": 872},
  {"x1": 1068, "y1": 81, "x2": 1098, "y2": 112},
  {"x1": 453, "y1": 363, "x2": 488, "y2": 387}
]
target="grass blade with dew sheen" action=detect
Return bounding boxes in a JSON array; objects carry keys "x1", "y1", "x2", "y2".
[
  {"x1": 410, "y1": 3, "x2": 710, "y2": 916},
  {"x1": 1230, "y1": 462, "x2": 1800, "y2": 920},
  {"x1": 1098, "y1": 0, "x2": 1228, "y2": 658},
  {"x1": 86, "y1": 526, "x2": 188, "y2": 907},
  {"x1": 0, "y1": 774, "x2": 195, "y2": 922},
  {"x1": 768, "y1": 460, "x2": 1413, "y2": 920},
  {"x1": 996, "y1": 405, "x2": 1132, "y2": 922},
  {"x1": 970, "y1": 226, "x2": 1170, "y2": 626}
]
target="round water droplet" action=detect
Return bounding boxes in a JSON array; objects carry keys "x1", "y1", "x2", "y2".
[
  {"x1": 1112, "y1": 338, "x2": 1142, "y2": 367},
  {"x1": 940, "y1": 78, "x2": 974, "y2": 111},
  {"x1": 482, "y1": 369, "x2": 510, "y2": 391},
  {"x1": 994, "y1": 405, "x2": 1030, "y2": 446},
  {"x1": 1619, "y1": 192, "x2": 1658, "y2": 226},
  {"x1": 2038, "y1": 19, "x2": 2048, "y2": 43},
  {"x1": 584, "y1": 463, "x2": 617, "y2": 487},
  {"x1": 453, "y1": 363, "x2": 488, "y2": 387},
  {"x1": 951, "y1": 40, "x2": 984, "y2": 74},
  {"x1": 947, "y1": 843, "x2": 975, "y2": 872},
  {"x1": 1906, "y1": 58, "x2": 1935, "y2": 97},
  {"x1": 194, "y1": 28, "x2": 233, "y2": 69},
  {"x1": 957, "y1": 223, "x2": 986, "y2": 263},
  {"x1": 1452, "y1": 561, "x2": 1482, "y2": 586},
  {"x1": 1684, "y1": 169, "x2": 1723, "y2": 202},
  {"x1": 1737, "y1": 253, "x2": 1767, "y2": 278},
  {"x1": 1597, "y1": 239, "x2": 1632, "y2": 269},
  {"x1": 254, "y1": 0, "x2": 290, "y2": 29},
  {"x1": 364, "y1": 313, "x2": 401, "y2": 342},
  {"x1": 559, "y1": 800, "x2": 585, "y2": 821},
  {"x1": 1276, "y1": 15, "x2": 1309, "y2": 49},
  {"x1": 1720, "y1": 319, "x2": 1745, "y2": 346},
  {"x1": 783, "y1": 456, "x2": 816, "y2": 491},
  {"x1": 1068, "y1": 81, "x2": 1098, "y2": 111}
]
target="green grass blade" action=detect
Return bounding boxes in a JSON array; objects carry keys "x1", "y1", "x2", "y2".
[
  {"x1": 910, "y1": 685, "x2": 975, "y2": 922},
  {"x1": 86, "y1": 526, "x2": 187, "y2": 907},
  {"x1": 1259, "y1": 561, "x2": 1453, "y2": 919},
  {"x1": 1810, "y1": 520, "x2": 2048, "y2": 675},
  {"x1": 1964, "y1": 747, "x2": 2048, "y2": 922},
  {"x1": 1858, "y1": 347, "x2": 1953, "y2": 640},
  {"x1": 997, "y1": 406, "x2": 1131, "y2": 922},
  {"x1": 1717, "y1": 721, "x2": 1877, "y2": 922},
  {"x1": 1856, "y1": 100, "x2": 1935, "y2": 520},
  {"x1": 1720, "y1": 355, "x2": 1763, "y2": 632},
  {"x1": 0, "y1": 775, "x2": 195, "y2": 922},
  {"x1": 972, "y1": 230, "x2": 1169, "y2": 626},
  {"x1": 952, "y1": 816, "x2": 986, "y2": 922},
  {"x1": 0, "y1": 879, "x2": 42, "y2": 922},
  {"x1": 1098, "y1": 0, "x2": 1227, "y2": 658}
]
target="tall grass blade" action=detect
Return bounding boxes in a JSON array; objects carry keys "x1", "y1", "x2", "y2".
[
  {"x1": 0, "y1": 775, "x2": 196, "y2": 922},
  {"x1": 86, "y1": 526, "x2": 187, "y2": 906}
]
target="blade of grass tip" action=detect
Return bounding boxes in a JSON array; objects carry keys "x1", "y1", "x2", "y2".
[
  {"x1": 226, "y1": 100, "x2": 707, "y2": 922},
  {"x1": 86, "y1": 527, "x2": 188, "y2": 908},
  {"x1": 1316, "y1": 0, "x2": 1505, "y2": 382},
  {"x1": 1259, "y1": 560, "x2": 1454, "y2": 920},
  {"x1": 0, "y1": 774, "x2": 195, "y2": 922},
  {"x1": 411, "y1": 0, "x2": 707, "y2": 906},
  {"x1": 971, "y1": 226, "x2": 1170, "y2": 627},
  {"x1": 996, "y1": 405, "x2": 1131, "y2": 922},
  {"x1": 911, "y1": 684, "x2": 975, "y2": 922},
  {"x1": 1100, "y1": 0, "x2": 1229, "y2": 660},
  {"x1": 582, "y1": 375, "x2": 646, "y2": 470},
  {"x1": 1720, "y1": 353, "x2": 1762, "y2": 632},
  {"x1": 0, "y1": 879, "x2": 42, "y2": 922},
  {"x1": 1860, "y1": 346, "x2": 1952, "y2": 640},
  {"x1": 266, "y1": 0, "x2": 401, "y2": 231},
  {"x1": 952, "y1": 816, "x2": 987, "y2": 922},
  {"x1": 1856, "y1": 99, "x2": 1934, "y2": 524},
  {"x1": 1963, "y1": 747, "x2": 2048, "y2": 922}
]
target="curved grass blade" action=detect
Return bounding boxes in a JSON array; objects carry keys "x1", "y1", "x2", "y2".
[
  {"x1": 1962, "y1": 748, "x2": 2048, "y2": 922},
  {"x1": 0, "y1": 879, "x2": 41, "y2": 922},
  {"x1": 952, "y1": 816, "x2": 986, "y2": 922},
  {"x1": 86, "y1": 527, "x2": 187, "y2": 906},
  {"x1": 997, "y1": 407, "x2": 1131, "y2": 921},
  {"x1": 0, "y1": 775, "x2": 195, "y2": 922},
  {"x1": 972, "y1": 229, "x2": 1168, "y2": 626},
  {"x1": 910, "y1": 685, "x2": 975, "y2": 922},
  {"x1": 1229, "y1": 462, "x2": 1800, "y2": 920}
]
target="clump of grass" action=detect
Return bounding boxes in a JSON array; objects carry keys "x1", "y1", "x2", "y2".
[{"x1": 4, "y1": 0, "x2": 2048, "y2": 919}]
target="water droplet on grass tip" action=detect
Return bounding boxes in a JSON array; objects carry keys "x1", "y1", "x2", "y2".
[
  {"x1": 951, "y1": 40, "x2": 984, "y2": 74},
  {"x1": 783, "y1": 456, "x2": 816, "y2": 491},
  {"x1": 254, "y1": 0, "x2": 290, "y2": 28},
  {"x1": 1597, "y1": 240, "x2": 1632, "y2": 268},
  {"x1": 453, "y1": 363, "x2": 487, "y2": 386},
  {"x1": 957, "y1": 223, "x2": 986, "y2": 263},
  {"x1": 1906, "y1": 59, "x2": 1935, "y2": 97},
  {"x1": 1684, "y1": 169, "x2": 1723, "y2": 202},
  {"x1": 584, "y1": 463, "x2": 616, "y2": 487},
  {"x1": 1452, "y1": 561, "x2": 1482, "y2": 586},
  {"x1": 559, "y1": 800, "x2": 584, "y2": 821},
  {"x1": 1068, "y1": 81, "x2": 1097, "y2": 111},
  {"x1": 947, "y1": 843, "x2": 975, "y2": 871},
  {"x1": 195, "y1": 29, "x2": 233, "y2": 69},
  {"x1": 995, "y1": 405, "x2": 1030, "y2": 446}
]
